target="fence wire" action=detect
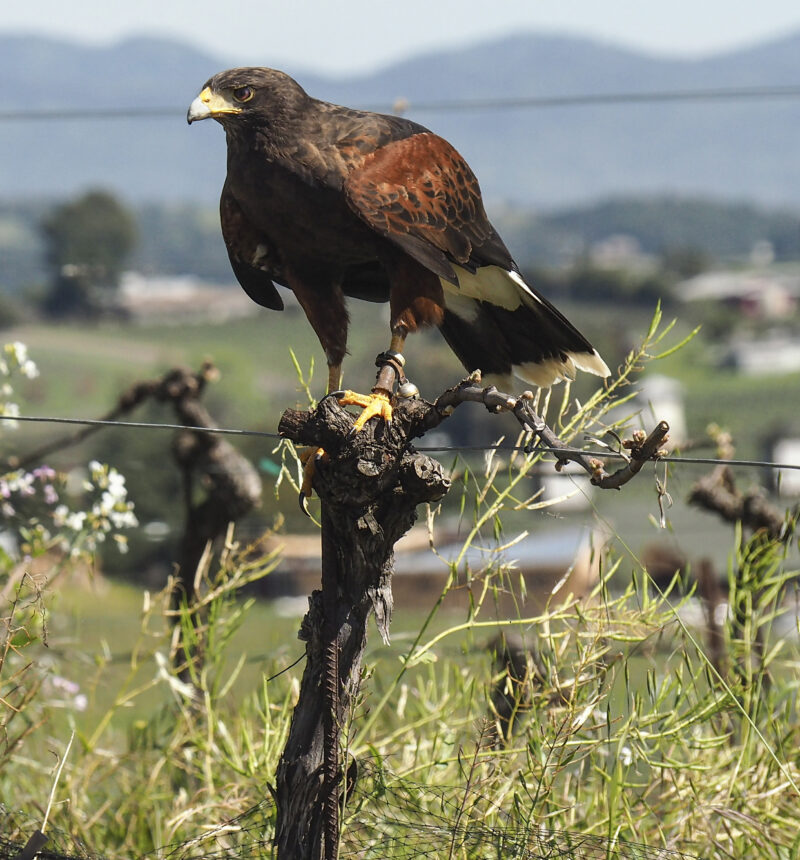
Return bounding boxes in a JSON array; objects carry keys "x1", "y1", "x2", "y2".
[
  {"x1": 3, "y1": 413, "x2": 800, "y2": 474},
  {"x1": 3, "y1": 84, "x2": 800, "y2": 122}
]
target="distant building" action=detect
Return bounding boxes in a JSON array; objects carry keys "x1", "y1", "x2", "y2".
[
  {"x1": 116, "y1": 272, "x2": 260, "y2": 324},
  {"x1": 720, "y1": 332, "x2": 800, "y2": 375},
  {"x1": 636, "y1": 375, "x2": 687, "y2": 449},
  {"x1": 589, "y1": 234, "x2": 654, "y2": 271},
  {"x1": 676, "y1": 269, "x2": 800, "y2": 319},
  {"x1": 536, "y1": 462, "x2": 595, "y2": 512},
  {"x1": 767, "y1": 436, "x2": 800, "y2": 497}
]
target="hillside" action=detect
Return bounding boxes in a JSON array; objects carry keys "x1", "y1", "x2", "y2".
[
  {"x1": 2, "y1": 31, "x2": 800, "y2": 207},
  {"x1": 496, "y1": 196, "x2": 800, "y2": 267}
]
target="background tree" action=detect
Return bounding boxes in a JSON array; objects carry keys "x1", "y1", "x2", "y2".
[{"x1": 41, "y1": 189, "x2": 137, "y2": 317}]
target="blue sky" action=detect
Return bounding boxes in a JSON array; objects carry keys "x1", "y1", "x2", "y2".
[{"x1": 3, "y1": 1, "x2": 800, "y2": 74}]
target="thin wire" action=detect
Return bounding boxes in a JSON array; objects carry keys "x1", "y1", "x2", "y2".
[
  {"x1": 3, "y1": 85, "x2": 800, "y2": 122},
  {"x1": 441, "y1": 446, "x2": 800, "y2": 471},
  {"x1": 1, "y1": 414, "x2": 279, "y2": 439},
  {"x1": 0, "y1": 106, "x2": 180, "y2": 122},
  {"x1": 389, "y1": 84, "x2": 800, "y2": 113},
  {"x1": 3, "y1": 413, "x2": 800, "y2": 472}
]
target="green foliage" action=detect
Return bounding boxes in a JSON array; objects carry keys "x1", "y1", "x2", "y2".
[
  {"x1": 0, "y1": 339, "x2": 139, "y2": 792},
  {"x1": 0, "y1": 579, "x2": 47, "y2": 774},
  {"x1": 567, "y1": 264, "x2": 676, "y2": 307},
  {"x1": 42, "y1": 190, "x2": 137, "y2": 282},
  {"x1": 659, "y1": 246, "x2": 712, "y2": 280},
  {"x1": 0, "y1": 291, "x2": 25, "y2": 330},
  {"x1": 540, "y1": 196, "x2": 800, "y2": 262},
  {"x1": 1, "y1": 538, "x2": 286, "y2": 856},
  {"x1": 0, "y1": 200, "x2": 48, "y2": 296},
  {"x1": 131, "y1": 202, "x2": 231, "y2": 282},
  {"x1": 40, "y1": 189, "x2": 137, "y2": 317},
  {"x1": 3, "y1": 510, "x2": 798, "y2": 857},
  {"x1": 2, "y1": 311, "x2": 799, "y2": 859},
  {"x1": 522, "y1": 261, "x2": 680, "y2": 310}
]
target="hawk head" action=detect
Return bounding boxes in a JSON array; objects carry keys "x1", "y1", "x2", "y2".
[{"x1": 187, "y1": 67, "x2": 309, "y2": 128}]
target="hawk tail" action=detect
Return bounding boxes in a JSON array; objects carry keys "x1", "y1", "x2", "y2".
[{"x1": 438, "y1": 266, "x2": 610, "y2": 388}]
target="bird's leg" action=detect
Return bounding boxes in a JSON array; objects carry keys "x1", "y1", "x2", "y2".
[
  {"x1": 374, "y1": 330, "x2": 407, "y2": 394},
  {"x1": 339, "y1": 328, "x2": 418, "y2": 432},
  {"x1": 327, "y1": 363, "x2": 343, "y2": 394}
]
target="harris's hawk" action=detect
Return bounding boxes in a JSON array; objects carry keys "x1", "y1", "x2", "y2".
[{"x1": 187, "y1": 68, "x2": 610, "y2": 425}]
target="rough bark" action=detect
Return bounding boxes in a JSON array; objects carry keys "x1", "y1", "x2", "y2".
[
  {"x1": 272, "y1": 380, "x2": 669, "y2": 857},
  {"x1": 274, "y1": 394, "x2": 450, "y2": 860}
]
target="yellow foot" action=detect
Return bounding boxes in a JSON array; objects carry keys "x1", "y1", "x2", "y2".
[
  {"x1": 338, "y1": 389, "x2": 393, "y2": 432},
  {"x1": 298, "y1": 446, "x2": 327, "y2": 515}
]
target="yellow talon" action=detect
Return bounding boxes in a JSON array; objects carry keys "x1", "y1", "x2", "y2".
[
  {"x1": 298, "y1": 446, "x2": 327, "y2": 513},
  {"x1": 338, "y1": 390, "x2": 393, "y2": 432}
]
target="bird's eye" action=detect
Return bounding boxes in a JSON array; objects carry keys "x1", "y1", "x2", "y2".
[{"x1": 232, "y1": 86, "x2": 254, "y2": 103}]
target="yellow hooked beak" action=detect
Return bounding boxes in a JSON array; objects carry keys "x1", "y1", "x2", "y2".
[{"x1": 187, "y1": 87, "x2": 242, "y2": 124}]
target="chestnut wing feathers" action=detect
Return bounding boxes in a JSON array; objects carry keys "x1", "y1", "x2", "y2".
[{"x1": 343, "y1": 133, "x2": 515, "y2": 285}]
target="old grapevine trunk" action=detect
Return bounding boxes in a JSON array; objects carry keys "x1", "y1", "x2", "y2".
[{"x1": 274, "y1": 395, "x2": 450, "y2": 859}]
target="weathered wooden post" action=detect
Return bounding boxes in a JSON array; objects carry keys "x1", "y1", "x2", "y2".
[{"x1": 274, "y1": 394, "x2": 450, "y2": 859}]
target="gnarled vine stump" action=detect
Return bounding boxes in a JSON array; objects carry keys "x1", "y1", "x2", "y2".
[{"x1": 274, "y1": 394, "x2": 449, "y2": 859}]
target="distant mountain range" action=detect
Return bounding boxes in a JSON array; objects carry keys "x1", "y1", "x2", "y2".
[{"x1": 2, "y1": 30, "x2": 800, "y2": 209}]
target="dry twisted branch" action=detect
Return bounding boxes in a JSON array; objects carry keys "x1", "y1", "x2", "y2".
[{"x1": 425, "y1": 374, "x2": 670, "y2": 490}]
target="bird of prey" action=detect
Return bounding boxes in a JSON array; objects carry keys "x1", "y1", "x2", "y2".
[{"x1": 187, "y1": 68, "x2": 609, "y2": 428}]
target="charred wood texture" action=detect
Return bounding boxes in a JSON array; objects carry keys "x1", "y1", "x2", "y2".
[{"x1": 274, "y1": 394, "x2": 449, "y2": 860}]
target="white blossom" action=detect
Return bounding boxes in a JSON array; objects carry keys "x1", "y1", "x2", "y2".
[
  {"x1": 1, "y1": 349, "x2": 136, "y2": 558},
  {"x1": 65, "y1": 511, "x2": 87, "y2": 531},
  {"x1": 20, "y1": 360, "x2": 39, "y2": 379},
  {"x1": 8, "y1": 342, "x2": 28, "y2": 363},
  {"x1": 2, "y1": 342, "x2": 38, "y2": 379},
  {"x1": 0, "y1": 401, "x2": 20, "y2": 427}
]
